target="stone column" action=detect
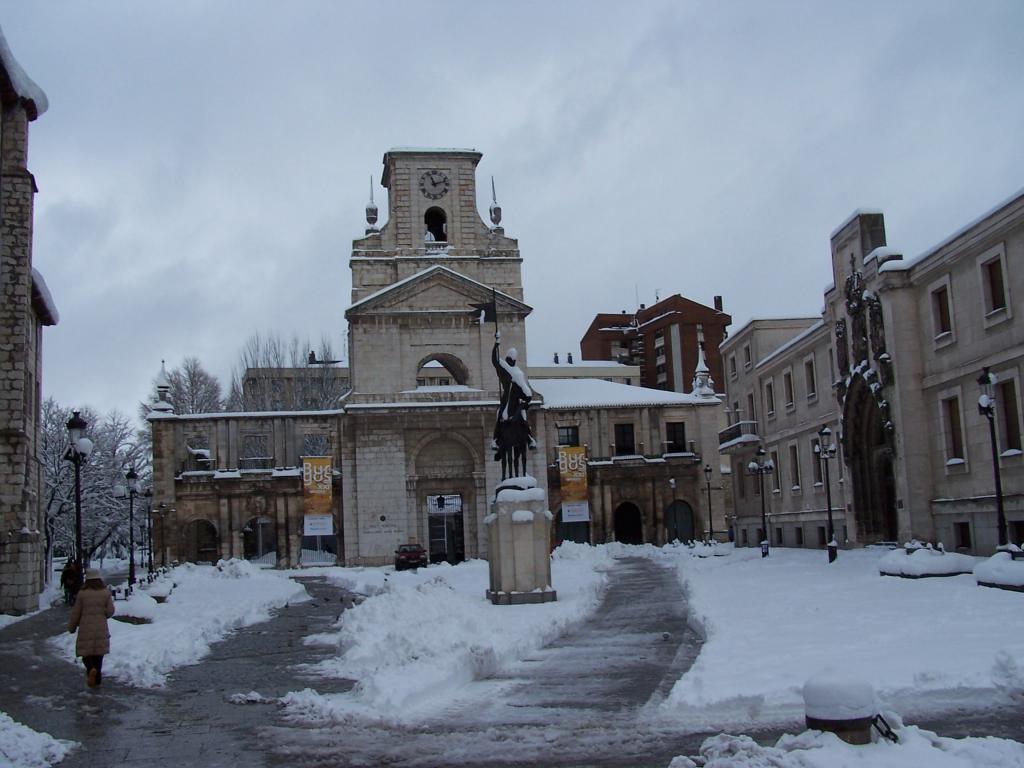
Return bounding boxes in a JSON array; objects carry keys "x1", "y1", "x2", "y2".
[{"x1": 485, "y1": 477, "x2": 556, "y2": 605}]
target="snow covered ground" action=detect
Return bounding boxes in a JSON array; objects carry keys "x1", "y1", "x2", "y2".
[
  {"x1": 49, "y1": 558, "x2": 308, "y2": 687},
  {"x1": 279, "y1": 541, "x2": 613, "y2": 722},
  {"x1": 7, "y1": 542, "x2": 1024, "y2": 767},
  {"x1": 662, "y1": 544, "x2": 1024, "y2": 731}
]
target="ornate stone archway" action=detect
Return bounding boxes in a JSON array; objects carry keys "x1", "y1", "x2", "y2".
[{"x1": 843, "y1": 375, "x2": 898, "y2": 542}]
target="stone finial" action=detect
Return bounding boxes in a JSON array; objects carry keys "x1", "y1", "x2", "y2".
[
  {"x1": 489, "y1": 176, "x2": 502, "y2": 228},
  {"x1": 151, "y1": 359, "x2": 174, "y2": 413},
  {"x1": 365, "y1": 175, "x2": 379, "y2": 233},
  {"x1": 692, "y1": 345, "x2": 716, "y2": 397}
]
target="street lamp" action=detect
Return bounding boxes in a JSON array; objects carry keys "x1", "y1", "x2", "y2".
[
  {"x1": 703, "y1": 464, "x2": 714, "y2": 543},
  {"x1": 977, "y1": 367, "x2": 1008, "y2": 547},
  {"x1": 747, "y1": 446, "x2": 774, "y2": 557},
  {"x1": 64, "y1": 410, "x2": 94, "y2": 565},
  {"x1": 115, "y1": 467, "x2": 141, "y2": 590},
  {"x1": 815, "y1": 426, "x2": 839, "y2": 563}
]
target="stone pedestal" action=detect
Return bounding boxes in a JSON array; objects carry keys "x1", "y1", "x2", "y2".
[{"x1": 485, "y1": 477, "x2": 557, "y2": 605}]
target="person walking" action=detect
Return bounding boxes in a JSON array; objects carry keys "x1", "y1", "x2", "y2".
[
  {"x1": 67, "y1": 567, "x2": 115, "y2": 688},
  {"x1": 59, "y1": 560, "x2": 78, "y2": 605}
]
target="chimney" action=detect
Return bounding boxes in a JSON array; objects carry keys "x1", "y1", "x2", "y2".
[
  {"x1": 714, "y1": 295, "x2": 723, "y2": 312},
  {"x1": 640, "y1": 303, "x2": 646, "y2": 310},
  {"x1": 567, "y1": 352, "x2": 574, "y2": 364},
  {"x1": 553, "y1": 352, "x2": 560, "y2": 364}
]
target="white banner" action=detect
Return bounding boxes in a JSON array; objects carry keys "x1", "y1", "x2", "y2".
[
  {"x1": 303, "y1": 514, "x2": 333, "y2": 536},
  {"x1": 561, "y1": 500, "x2": 590, "y2": 523}
]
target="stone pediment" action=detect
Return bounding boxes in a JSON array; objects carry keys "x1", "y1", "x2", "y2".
[{"x1": 345, "y1": 266, "x2": 531, "y2": 319}]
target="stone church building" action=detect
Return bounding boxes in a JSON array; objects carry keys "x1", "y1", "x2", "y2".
[{"x1": 149, "y1": 148, "x2": 728, "y2": 567}]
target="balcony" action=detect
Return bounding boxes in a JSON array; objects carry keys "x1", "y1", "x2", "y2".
[{"x1": 718, "y1": 421, "x2": 761, "y2": 452}]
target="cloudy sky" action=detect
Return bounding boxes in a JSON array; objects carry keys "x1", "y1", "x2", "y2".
[{"x1": 6, "y1": 1, "x2": 1023, "y2": 416}]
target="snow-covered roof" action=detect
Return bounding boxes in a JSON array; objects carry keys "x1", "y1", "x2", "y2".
[
  {"x1": 829, "y1": 207, "x2": 883, "y2": 240},
  {"x1": 535, "y1": 378, "x2": 711, "y2": 410},
  {"x1": 880, "y1": 186, "x2": 1024, "y2": 274},
  {"x1": 148, "y1": 409, "x2": 345, "y2": 421},
  {"x1": 0, "y1": 26, "x2": 48, "y2": 118},
  {"x1": 529, "y1": 360, "x2": 636, "y2": 369},
  {"x1": 756, "y1": 319, "x2": 826, "y2": 369},
  {"x1": 346, "y1": 265, "x2": 526, "y2": 314},
  {"x1": 386, "y1": 147, "x2": 479, "y2": 155},
  {"x1": 30, "y1": 268, "x2": 58, "y2": 325}
]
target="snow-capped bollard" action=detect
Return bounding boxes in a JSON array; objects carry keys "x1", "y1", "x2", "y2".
[{"x1": 803, "y1": 670, "x2": 878, "y2": 745}]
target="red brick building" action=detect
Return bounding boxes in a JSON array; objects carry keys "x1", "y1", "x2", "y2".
[{"x1": 580, "y1": 295, "x2": 730, "y2": 394}]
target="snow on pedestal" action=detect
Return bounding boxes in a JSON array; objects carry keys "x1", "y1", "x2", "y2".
[
  {"x1": 485, "y1": 475, "x2": 557, "y2": 605},
  {"x1": 803, "y1": 670, "x2": 878, "y2": 745}
]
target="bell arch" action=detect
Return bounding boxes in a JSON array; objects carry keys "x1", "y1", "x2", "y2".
[
  {"x1": 414, "y1": 352, "x2": 470, "y2": 387},
  {"x1": 843, "y1": 374, "x2": 898, "y2": 542},
  {"x1": 182, "y1": 518, "x2": 220, "y2": 564}
]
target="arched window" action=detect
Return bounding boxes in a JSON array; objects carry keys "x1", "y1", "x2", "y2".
[
  {"x1": 415, "y1": 354, "x2": 469, "y2": 388},
  {"x1": 424, "y1": 207, "x2": 447, "y2": 242}
]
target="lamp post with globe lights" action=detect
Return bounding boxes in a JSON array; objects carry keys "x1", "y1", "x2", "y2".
[
  {"x1": 64, "y1": 411, "x2": 94, "y2": 565},
  {"x1": 977, "y1": 367, "x2": 1008, "y2": 547},
  {"x1": 747, "y1": 446, "x2": 774, "y2": 557},
  {"x1": 815, "y1": 425, "x2": 839, "y2": 563},
  {"x1": 114, "y1": 467, "x2": 141, "y2": 590}
]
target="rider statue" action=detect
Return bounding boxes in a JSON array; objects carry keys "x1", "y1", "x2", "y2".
[{"x1": 491, "y1": 330, "x2": 536, "y2": 480}]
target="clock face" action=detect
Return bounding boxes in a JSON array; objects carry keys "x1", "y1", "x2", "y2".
[{"x1": 419, "y1": 169, "x2": 450, "y2": 200}]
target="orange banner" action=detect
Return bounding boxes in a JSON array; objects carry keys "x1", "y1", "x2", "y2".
[
  {"x1": 303, "y1": 457, "x2": 333, "y2": 534},
  {"x1": 557, "y1": 446, "x2": 590, "y2": 522}
]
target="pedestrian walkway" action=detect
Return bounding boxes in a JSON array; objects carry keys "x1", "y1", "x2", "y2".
[
  {"x1": 263, "y1": 556, "x2": 714, "y2": 768},
  {"x1": 0, "y1": 577, "x2": 353, "y2": 768}
]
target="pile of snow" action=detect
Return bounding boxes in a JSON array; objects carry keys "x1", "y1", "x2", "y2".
[
  {"x1": 663, "y1": 547, "x2": 1024, "y2": 728},
  {"x1": 879, "y1": 546, "x2": 979, "y2": 577},
  {"x1": 281, "y1": 542, "x2": 614, "y2": 722},
  {"x1": 803, "y1": 670, "x2": 878, "y2": 721},
  {"x1": 51, "y1": 559, "x2": 307, "y2": 687},
  {"x1": 141, "y1": 578, "x2": 173, "y2": 601},
  {"x1": 0, "y1": 711, "x2": 74, "y2": 768},
  {"x1": 115, "y1": 592, "x2": 158, "y2": 622},
  {"x1": 668, "y1": 718, "x2": 1024, "y2": 768},
  {"x1": 975, "y1": 550, "x2": 1024, "y2": 589}
]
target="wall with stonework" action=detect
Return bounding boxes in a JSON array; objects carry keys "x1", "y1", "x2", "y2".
[{"x1": 0, "y1": 101, "x2": 44, "y2": 614}]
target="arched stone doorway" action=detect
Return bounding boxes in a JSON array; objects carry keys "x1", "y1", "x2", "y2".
[
  {"x1": 242, "y1": 515, "x2": 277, "y2": 566},
  {"x1": 665, "y1": 500, "x2": 695, "y2": 543},
  {"x1": 415, "y1": 436, "x2": 476, "y2": 564},
  {"x1": 844, "y1": 376, "x2": 898, "y2": 542},
  {"x1": 183, "y1": 519, "x2": 219, "y2": 564},
  {"x1": 415, "y1": 353, "x2": 470, "y2": 388},
  {"x1": 614, "y1": 502, "x2": 643, "y2": 544}
]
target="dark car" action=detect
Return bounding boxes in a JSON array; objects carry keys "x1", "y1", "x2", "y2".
[{"x1": 394, "y1": 544, "x2": 428, "y2": 571}]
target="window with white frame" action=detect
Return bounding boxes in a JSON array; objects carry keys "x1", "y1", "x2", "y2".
[
  {"x1": 788, "y1": 444, "x2": 800, "y2": 489},
  {"x1": 783, "y1": 371, "x2": 795, "y2": 408},
  {"x1": 765, "y1": 379, "x2": 776, "y2": 417},
  {"x1": 805, "y1": 356, "x2": 817, "y2": 400},
  {"x1": 729, "y1": 354, "x2": 737, "y2": 378},
  {"x1": 743, "y1": 344, "x2": 752, "y2": 368},
  {"x1": 771, "y1": 450, "x2": 781, "y2": 491}
]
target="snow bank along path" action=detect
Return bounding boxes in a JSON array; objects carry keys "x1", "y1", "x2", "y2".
[
  {"x1": 50, "y1": 559, "x2": 308, "y2": 688},
  {"x1": 664, "y1": 546, "x2": 1024, "y2": 727},
  {"x1": 282, "y1": 542, "x2": 614, "y2": 722}
]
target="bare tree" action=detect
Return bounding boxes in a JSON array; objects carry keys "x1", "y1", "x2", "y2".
[
  {"x1": 141, "y1": 356, "x2": 222, "y2": 415},
  {"x1": 226, "y1": 332, "x2": 348, "y2": 411},
  {"x1": 42, "y1": 399, "x2": 151, "y2": 569}
]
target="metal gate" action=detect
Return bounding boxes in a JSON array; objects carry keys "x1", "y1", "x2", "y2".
[{"x1": 427, "y1": 493, "x2": 465, "y2": 564}]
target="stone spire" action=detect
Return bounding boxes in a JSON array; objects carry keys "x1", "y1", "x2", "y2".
[
  {"x1": 365, "y1": 175, "x2": 379, "y2": 234},
  {"x1": 692, "y1": 345, "x2": 716, "y2": 398},
  {"x1": 151, "y1": 360, "x2": 174, "y2": 413}
]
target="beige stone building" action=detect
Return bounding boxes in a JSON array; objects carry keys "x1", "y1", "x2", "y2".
[
  {"x1": 722, "y1": 190, "x2": 1024, "y2": 554},
  {"x1": 149, "y1": 148, "x2": 729, "y2": 567},
  {"x1": 0, "y1": 30, "x2": 58, "y2": 614}
]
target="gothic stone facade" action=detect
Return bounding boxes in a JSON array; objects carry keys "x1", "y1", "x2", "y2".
[
  {"x1": 0, "y1": 41, "x2": 56, "y2": 615},
  {"x1": 149, "y1": 148, "x2": 728, "y2": 567},
  {"x1": 722, "y1": 191, "x2": 1024, "y2": 554}
]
